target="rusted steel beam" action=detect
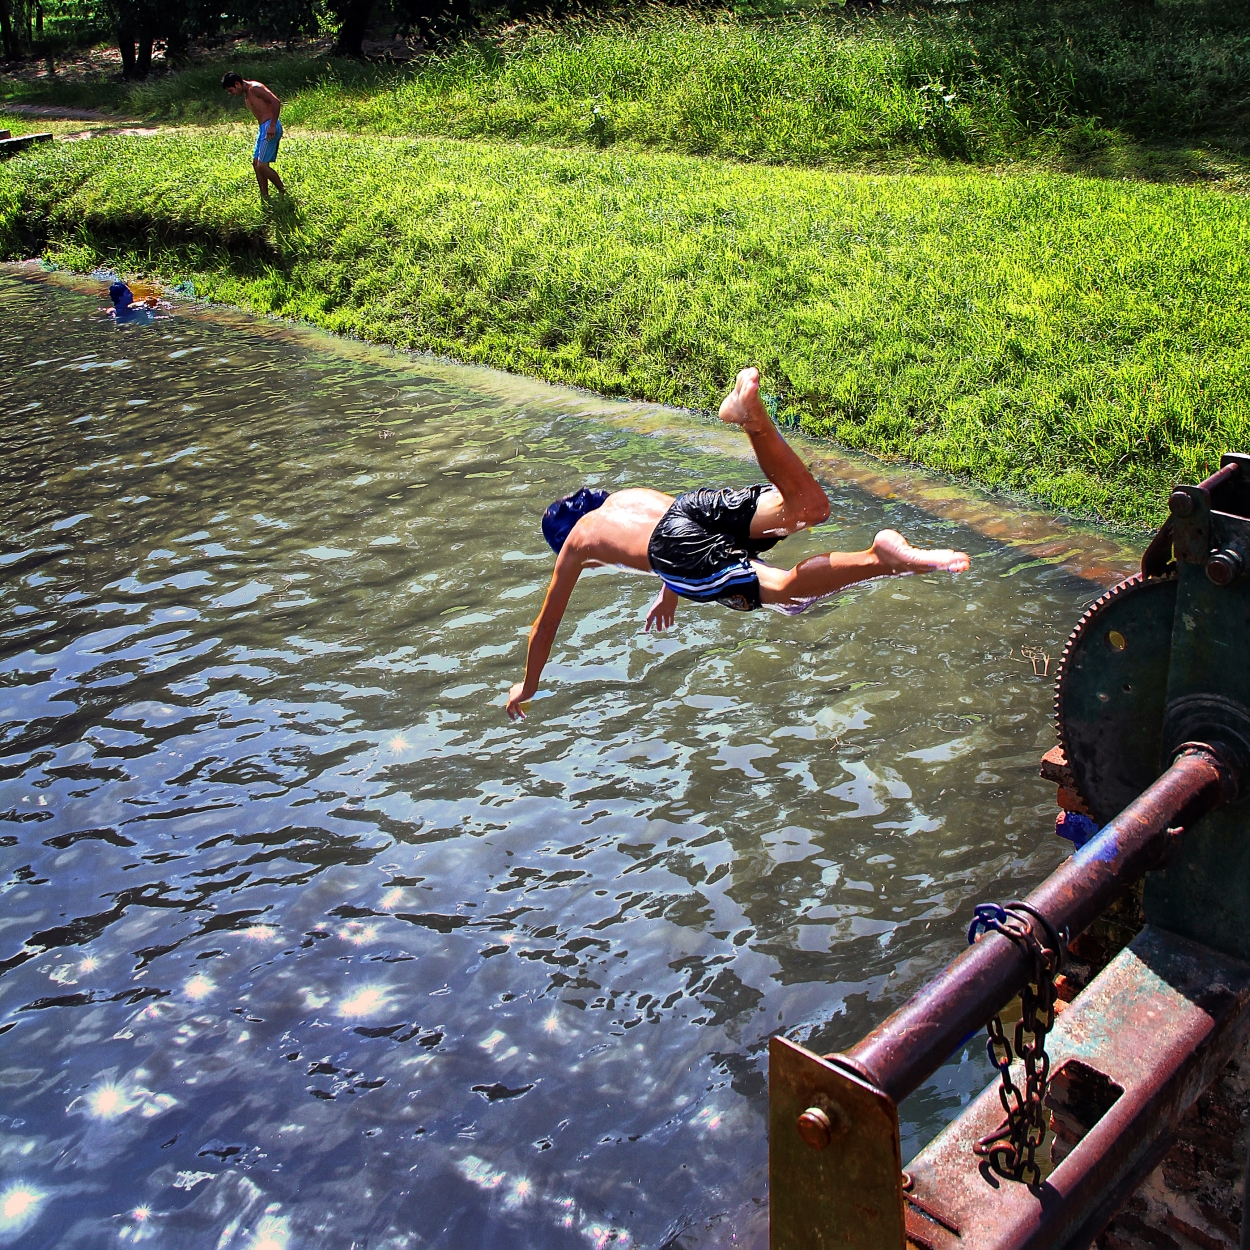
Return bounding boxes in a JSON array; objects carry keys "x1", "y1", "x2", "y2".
[
  {"x1": 1199, "y1": 461, "x2": 1242, "y2": 496},
  {"x1": 900, "y1": 925, "x2": 1250, "y2": 1250},
  {"x1": 841, "y1": 746, "x2": 1233, "y2": 1105}
]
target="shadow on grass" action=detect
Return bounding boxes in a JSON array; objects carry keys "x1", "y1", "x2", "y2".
[
  {"x1": 14, "y1": 210, "x2": 284, "y2": 273},
  {"x1": 1051, "y1": 125, "x2": 1250, "y2": 189}
]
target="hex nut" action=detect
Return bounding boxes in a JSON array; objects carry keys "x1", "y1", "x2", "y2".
[
  {"x1": 1169, "y1": 490, "x2": 1195, "y2": 518},
  {"x1": 796, "y1": 1107, "x2": 834, "y2": 1150},
  {"x1": 1207, "y1": 549, "x2": 1245, "y2": 587}
]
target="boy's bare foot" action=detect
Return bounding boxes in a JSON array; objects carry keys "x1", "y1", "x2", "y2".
[
  {"x1": 718, "y1": 366, "x2": 771, "y2": 433},
  {"x1": 872, "y1": 529, "x2": 971, "y2": 575}
]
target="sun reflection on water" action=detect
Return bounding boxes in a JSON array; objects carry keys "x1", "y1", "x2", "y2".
[
  {"x1": 88, "y1": 1083, "x2": 130, "y2": 1119},
  {"x1": 248, "y1": 1215, "x2": 287, "y2": 1245},
  {"x1": 184, "y1": 975, "x2": 214, "y2": 1001},
  {"x1": 247, "y1": 1215, "x2": 290, "y2": 1250},
  {"x1": 338, "y1": 986, "x2": 389, "y2": 1018},
  {"x1": 0, "y1": 1184, "x2": 43, "y2": 1232}
]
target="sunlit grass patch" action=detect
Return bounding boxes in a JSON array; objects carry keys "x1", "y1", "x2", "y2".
[
  {"x1": 2, "y1": 0, "x2": 1248, "y2": 174},
  {"x1": 3, "y1": 129, "x2": 1247, "y2": 527}
]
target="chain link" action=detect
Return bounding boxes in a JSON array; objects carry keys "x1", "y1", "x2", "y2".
[{"x1": 966, "y1": 901, "x2": 1067, "y2": 1186}]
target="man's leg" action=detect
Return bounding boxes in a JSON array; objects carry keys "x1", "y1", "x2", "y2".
[
  {"x1": 718, "y1": 367, "x2": 830, "y2": 540},
  {"x1": 264, "y1": 162, "x2": 286, "y2": 195},
  {"x1": 755, "y1": 530, "x2": 971, "y2": 610},
  {"x1": 253, "y1": 158, "x2": 269, "y2": 199}
]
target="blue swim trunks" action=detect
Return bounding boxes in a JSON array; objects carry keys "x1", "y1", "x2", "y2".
[
  {"x1": 647, "y1": 484, "x2": 781, "y2": 612},
  {"x1": 254, "y1": 119, "x2": 282, "y2": 164}
]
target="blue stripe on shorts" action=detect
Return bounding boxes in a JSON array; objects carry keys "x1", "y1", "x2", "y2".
[{"x1": 254, "y1": 119, "x2": 283, "y2": 164}]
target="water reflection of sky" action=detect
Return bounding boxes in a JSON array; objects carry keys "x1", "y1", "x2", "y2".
[{"x1": 0, "y1": 274, "x2": 1103, "y2": 1248}]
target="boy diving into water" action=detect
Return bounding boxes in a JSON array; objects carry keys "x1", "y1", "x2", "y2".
[{"x1": 506, "y1": 367, "x2": 971, "y2": 720}]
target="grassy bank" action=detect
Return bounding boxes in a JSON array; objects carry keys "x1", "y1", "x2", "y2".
[
  {"x1": 4, "y1": 1, "x2": 1249, "y2": 172},
  {"x1": 4, "y1": 130, "x2": 1247, "y2": 527}
]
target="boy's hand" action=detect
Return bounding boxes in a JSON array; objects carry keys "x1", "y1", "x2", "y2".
[
  {"x1": 644, "y1": 586, "x2": 678, "y2": 632},
  {"x1": 505, "y1": 682, "x2": 532, "y2": 720}
]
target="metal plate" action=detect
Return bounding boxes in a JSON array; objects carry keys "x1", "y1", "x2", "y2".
[
  {"x1": 900, "y1": 925, "x2": 1250, "y2": 1249},
  {"x1": 769, "y1": 1037, "x2": 905, "y2": 1250},
  {"x1": 1055, "y1": 575, "x2": 1177, "y2": 824}
]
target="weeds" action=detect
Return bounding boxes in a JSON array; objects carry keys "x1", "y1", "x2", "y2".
[
  {"x1": 4, "y1": 129, "x2": 1246, "y2": 528},
  {"x1": 3, "y1": 1, "x2": 1248, "y2": 169}
]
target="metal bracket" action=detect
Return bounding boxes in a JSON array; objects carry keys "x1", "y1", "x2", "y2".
[
  {"x1": 898, "y1": 925, "x2": 1250, "y2": 1249},
  {"x1": 1170, "y1": 486, "x2": 1211, "y2": 565},
  {"x1": 769, "y1": 1037, "x2": 905, "y2": 1250}
]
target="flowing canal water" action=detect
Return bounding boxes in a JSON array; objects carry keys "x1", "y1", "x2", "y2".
[{"x1": 0, "y1": 273, "x2": 1130, "y2": 1249}]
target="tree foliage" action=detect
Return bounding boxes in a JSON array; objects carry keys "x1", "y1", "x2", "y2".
[{"x1": 9, "y1": 0, "x2": 557, "y2": 69}]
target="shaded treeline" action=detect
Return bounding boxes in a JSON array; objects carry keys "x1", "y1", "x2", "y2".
[
  {"x1": 7, "y1": 1, "x2": 1246, "y2": 165},
  {"x1": 0, "y1": 0, "x2": 709, "y2": 72}
]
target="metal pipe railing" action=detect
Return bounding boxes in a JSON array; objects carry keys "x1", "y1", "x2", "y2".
[{"x1": 836, "y1": 745, "x2": 1234, "y2": 1105}]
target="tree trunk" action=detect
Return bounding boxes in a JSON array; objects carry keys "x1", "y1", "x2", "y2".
[
  {"x1": 333, "y1": 0, "x2": 373, "y2": 57},
  {"x1": 165, "y1": 24, "x2": 188, "y2": 64},
  {"x1": 117, "y1": 23, "x2": 136, "y2": 77},
  {"x1": 0, "y1": 0, "x2": 18, "y2": 59},
  {"x1": 136, "y1": 30, "x2": 152, "y2": 76}
]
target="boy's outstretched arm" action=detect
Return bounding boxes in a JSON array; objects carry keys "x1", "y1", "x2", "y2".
[{"x1": 506, "y1": 547, "x2": 586, "y2": 719}]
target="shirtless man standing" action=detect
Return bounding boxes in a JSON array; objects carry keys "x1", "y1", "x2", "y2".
[
  {"x1": 221, "y1": 72, "x2": 286, "y2": 201},
  {"x1": 506, "y1": 367, "x2": 971, "y2": 719}
]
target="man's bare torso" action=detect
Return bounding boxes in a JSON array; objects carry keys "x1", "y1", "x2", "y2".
[{"x1": 243, "y1": 81, "x2": 281, "y2": 128}]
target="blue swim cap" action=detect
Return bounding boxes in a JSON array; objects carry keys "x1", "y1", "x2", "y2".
[
  {"x1": 109, "y1": 281, "x2": 134, "y2": 308},
  {"x1": 542, "y1": 487, "x2": 609, "y2": 554}
]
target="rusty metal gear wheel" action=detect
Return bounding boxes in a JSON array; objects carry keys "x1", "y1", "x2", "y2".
[{"x1": 1054, "y1": 572, "x2": 1178, "y2": 825}]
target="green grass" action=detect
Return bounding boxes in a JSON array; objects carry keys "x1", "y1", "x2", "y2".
[
  {"x1": 4, "y1": 1, "x2": 1249, "y2": 173},
  {"x1": 4, "y1": 129, "x2": 1247, "y2": 527},
  {"x1": 0, "y1": 111, "x2": 121, "y2": 136}
]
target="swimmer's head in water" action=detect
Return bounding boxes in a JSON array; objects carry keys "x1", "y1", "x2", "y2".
[
  {"x1": 542, "y1": 487, "x2": 610, "y2": 554},
  {"x1": 109, "y1": 282, "x2": 134, "y2": 309}
]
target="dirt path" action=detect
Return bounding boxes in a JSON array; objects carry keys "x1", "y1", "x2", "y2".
[
  {"x1": 0, "y1": 104, "x2": 167, "y2": 140},
  {"x1": 59, "y1": 125, "x2": 164, "y2": 140}
]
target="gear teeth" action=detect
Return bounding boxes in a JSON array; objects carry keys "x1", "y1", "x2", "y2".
[
  {"x1": 1054, "y1": 574, "x2": 1145, "y2": 740},
  {"x1": 1052, "y1": 570, "x2": 1176, "y2": 817}
]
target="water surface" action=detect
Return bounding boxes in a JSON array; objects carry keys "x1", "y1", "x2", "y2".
[{"x1": 0, "y1": 275, "x2": 1109, "y2": 1249}]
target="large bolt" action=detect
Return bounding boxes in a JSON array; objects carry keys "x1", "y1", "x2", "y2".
[
  {"x1": 796, "y1": 1107, "x2": 834, "y2": 1150},
  {"x1": 1169, "y1": 490, "x2": 1195, "y2": 518},
  {"x1": 1207, "y1": 548, "x2": 1245, "y2": 587}
]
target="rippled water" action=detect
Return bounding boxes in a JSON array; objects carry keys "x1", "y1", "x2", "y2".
[{"x1": 0, "y1": 273, "x2": 1109, "y2": 1249}]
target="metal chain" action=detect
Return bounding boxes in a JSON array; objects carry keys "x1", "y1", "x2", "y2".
[{"x1": 966, "y1": 901, "x2": 1067, "y2": 1186}]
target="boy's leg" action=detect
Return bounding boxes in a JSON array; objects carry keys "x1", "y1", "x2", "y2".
[
  {"x1": 265, "y1": 162, "x2": 286, "y2": 195},
  {"x1": 755, "y1": 530, "x2": 971, "y2": 609},
  {"x1": 253, "y1": 159, "x2": 269, "y2": 198},
  {"x1": 718, "y1": 367, "x2": 830, "y2": 541}
]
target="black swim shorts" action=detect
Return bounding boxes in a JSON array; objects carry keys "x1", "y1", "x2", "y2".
[{"x1": 647, "y1": 484, "x2": 780, "y2": 612}]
